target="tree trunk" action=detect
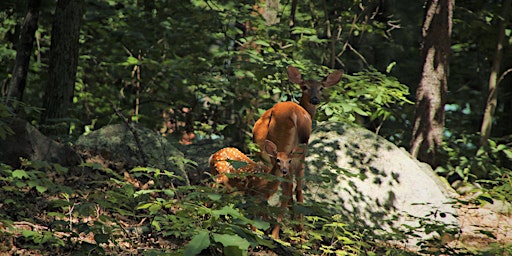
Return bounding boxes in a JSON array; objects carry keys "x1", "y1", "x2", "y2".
[
  {"x1": 410, "y1": 0, "x2": 453, "y2": 167},
  {"x1": 4, "y1": 0, "x2": 41, "y2": 111},
  {"x1": 479, "y1": 0, "x2": 511, "y2": 147},
  {"x1": 289, "y1": 0, "x2": 298, "y2": 40},
  {"x1": 40, "y1": 0, "x2": 85, "y2": 136}
]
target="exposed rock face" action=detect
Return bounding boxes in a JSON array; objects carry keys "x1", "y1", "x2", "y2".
[
  {"x1": 0, "y1": 117, "x2": 81, "y2": 167},
  {"x1": 304, "y1": 122, "x2": 458, "y2": 246}
]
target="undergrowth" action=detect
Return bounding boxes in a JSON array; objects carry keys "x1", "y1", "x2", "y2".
[{"x1": 0, "y1": 156, "x2": 510, "y2": 255}]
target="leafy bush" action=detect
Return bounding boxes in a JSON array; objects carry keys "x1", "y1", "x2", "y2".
[
  {"x1": 320, "y1": 66, "x2": 413, "y2": 125},
  {"x1": 437, "y1": 134, "x2": 512, "y2": 201}
]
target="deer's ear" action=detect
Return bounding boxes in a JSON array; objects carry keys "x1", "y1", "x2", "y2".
[
  {"x1": 264, "y1": 140, "x2": 278, "y2": 158},
  {"x1": 323, "y1": 70, "x2": 343, "y2": 87},
  {"x1": 287, "y1": 66, "x2": 303, "y2": 84}
]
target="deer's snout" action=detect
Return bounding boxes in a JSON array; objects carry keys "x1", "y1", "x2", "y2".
[{"x1": 310, "y1": 97, "x2": 320, "y2": 105}]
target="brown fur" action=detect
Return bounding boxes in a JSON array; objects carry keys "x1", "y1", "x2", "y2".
[{"x1": 208, "y1": 140, "x2": 303, "y2": 201}]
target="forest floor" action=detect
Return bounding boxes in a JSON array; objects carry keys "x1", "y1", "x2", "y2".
[
  {"x1": 0, "y1": 147, "x2": 511, "y2": 255},
  {"x1": 449, "y1": 195, "x2": 512, "y2": 254},
  {"x1": 2, "y1": 188, "x2": 511, "y2": 255}
]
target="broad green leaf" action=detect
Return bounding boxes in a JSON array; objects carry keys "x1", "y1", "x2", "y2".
[
  {"x1": 12, "y1": 169, "x2": 28, "y2": 179},
  {"x1": 212, "y1": 233, "x2": 250, "y2": 251},
  {"x1": 352, "y1": 107, "x2": 369, "y2": 116},
  {"x1": 21, "y1": 230, "x2": 37, "y2": 238},
  {"x1": 151, "y1": 219, "x2": 162, "y2": 231},
  {"x1": 148, "y1": 203, "x2": 162, "y2": 213},
  {"x1": 52, "y1": 163, "x2": 68, "y2": 174},
  {"x1": 163, "y1": 189, "x2": 175, "y2": 197},
  {"x1": 35, "y1": 185, "x2": 48, "y2": 193},
  {"x1": 184, "y1": 231, "x2": 210, "y2": 256},
  {"x1": 207, "y1": 193, "x2": 222, "y2": 201},
  {"x1": 228, "y1": 160, "x2": 249, "y2": 169},
  {"x1": 251, "y1": 219, "x2": 270, "y2": 230},
  {"x1": 496, "y1": 144, "x2": 507, "y2": 151}
]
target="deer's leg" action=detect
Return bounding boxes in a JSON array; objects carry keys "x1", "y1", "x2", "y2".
[
  {"x1": 271, "y1": 180, "x2": 293, "y2": 239},
  {"x1": 295, "y1": 164, "x2": 305, "y2": 231}
]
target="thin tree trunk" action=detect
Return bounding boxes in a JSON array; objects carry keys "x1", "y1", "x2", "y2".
[
  {"x1": 410, "y1": 0, "x2": 453, "y2": 167},
  {"x1": 5, "y1": 0, "x2": 41, "y2": 111},
  {"x1": 40, "y1": 0, "x2": 85, "y2": 136},
  {"x1": 289, "y1": 0, "x2": 297, "y2": 40},
  {"x1": 479, "y1": 0, "x2": 511, "y2": 147}
]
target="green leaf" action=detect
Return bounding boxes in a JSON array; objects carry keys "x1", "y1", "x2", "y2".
[
  {"x1": 148, "y1": 203, "x2": 162, "y2": 213},
  {"x1": 21, "y1": 230, "x2": 37, "y2": 238},
  {"x1": 207, "y1": 193, "x2": 222, "y2": 201},
  {"x1": 52, "y1": 163, "x2": 68, "y2": 175},
  {"x1": 184, "y1": 231, "x2": 210, "y2": 256},
  {"x1": 254, "y1": 39, "x2": 269, "y2": 47},
  {"x1": 122, "y1": 56, "x2": 139, "y2": 66},
  {"x1": 386, "y1": 62, "x2": 396, "y2": 73},
  {"x1": 352, "y1": 107, "x2": 369, "y2": 116},
  {"x1": 163, "y1": 189, "x2": 175, "y2": 197},
  {"x1": 477, "y1": 194, "x2": 494, "y2": 204},
  {"x1": 495, "y1": 144, "x2": 506, "y2": 151},
  {"x1": 212, "y1": 233, "x2": 250, "y2": 251},
  {"x1": 136, "y1": 202, "x2": 154, "y2": 210},
  {"x1": 35, "y1": 185, "x2": 48, "y2": 193},
  {"x1": 251, "y1": 219, "x2": 270, "y2": 230},
  {"x1": 228, "y1": 159, "x2": 248, "y2": 169},
  {"x1": 476, "y1": 147, "x2": 486, "y2": 157},
  {"x1": 12, "y1": 169, "x2": 28, "y2": 179},
  {"x1": 324, "y1": 106, "x2": 334, "y2": 116},
  {"x1": 94, "y1": 233, "x2": 110, "y2": 244},
  {"x1": 151, "y1": 219, "x2": 162, "y2": 231},
  {"x1": 503, "y1": 149, "x2": 512, "y2": 160},
  {"x1": 134, "y1": 189, "x2": 161, "y2": 197}
]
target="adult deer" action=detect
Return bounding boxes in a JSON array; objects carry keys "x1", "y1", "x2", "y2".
[
  {"x1": 253, "y1": 66, "x2": 343, "y2": 165},
  {"x1": 209, "y1": 140, "x2": 304, "y2": 201},
  {"x1": 252, "y1": 66, "x2": 342, "y2": 239}
]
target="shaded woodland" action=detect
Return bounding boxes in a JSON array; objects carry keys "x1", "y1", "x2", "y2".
[{"x1": 0, "y1": 0, "x2": 511, "y2": 255}]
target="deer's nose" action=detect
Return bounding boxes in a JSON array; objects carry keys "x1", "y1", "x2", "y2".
[{"x1": 310, "y1": 97, "x2": 320, "y2": 105}]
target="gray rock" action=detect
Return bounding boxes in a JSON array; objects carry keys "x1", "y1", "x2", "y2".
[
  {"x1": 304, "y1": 122, "x2": 459, "y2": 246},
  {"x1": 76, "y1": 123, "x2": 189, "y2": 185},
  {"x1": 0, "y1": 117, "x2": 81, "y2": 167}
]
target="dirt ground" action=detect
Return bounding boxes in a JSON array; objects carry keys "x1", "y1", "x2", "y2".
[{"x1": 449, "y1": 196, "x2": 512, "y2": 252}]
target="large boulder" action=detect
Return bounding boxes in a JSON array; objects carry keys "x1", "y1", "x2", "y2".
[
  {"x1": 0, "y1": 117, "x2": 81, "y2": 167},
  {"x1": 304, "y1": 122, "x2": 458, "y2": 246},
  {"x1": 76, "y1": 124, "x2": 189, "y2": 185}
]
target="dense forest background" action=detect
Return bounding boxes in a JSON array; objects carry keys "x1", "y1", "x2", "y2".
[{"x1": 1, "y1": 0, "x2": 511, "y2": 255}]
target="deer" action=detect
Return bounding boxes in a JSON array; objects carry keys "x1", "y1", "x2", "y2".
[
  {"x1": 252, "y1": 66, "x2": 342, "y2": 239},
  {"x1": 209, "y1": 140, "x2": 304, "y2": 201},
  {"x1": 253, "y1": 66, "x2": 343, "y2": 165}
]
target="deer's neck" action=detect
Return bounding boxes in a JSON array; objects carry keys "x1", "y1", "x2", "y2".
[{"x1": 299, "y1": 97, "x2": 316, "y2": 118}]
